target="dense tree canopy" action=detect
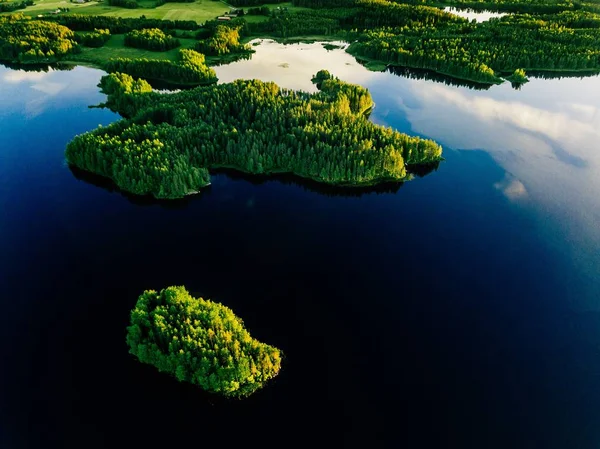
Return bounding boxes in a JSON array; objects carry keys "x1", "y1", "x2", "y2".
[
  {"x1": 43, "y1": 14, "x2": 199, "y2": 33},
  {"x1": 195, "y1": 24, "x2": 250, "y2": 56},
  {"x1": 124, "y1": 28, "x2": 180, "y2": 51},
  {"x1": 126, "y1": 286, "x2": 282, "y2": 397},
  {"x1": 75, "y1": 28, "x2": 111, "y2": 48},
  {"x1": 2, "y1": 0, "x2": 598, "y2": 85},
  {"x1": 410, "y1": 0, "x2": 600, "y2": 14},
  {"x1": 65, "y1": 71, "x2": 441, "y2": 199},
  {"x1": 108, "y1": 0, "x2": 139, "y2": 8},
  {"x1": 0, "y1": 0, "x2": 33, "y2": 13},
  {"x1": 348, "y1": 8, "x2": 600, "y2": 84},
  {"x1": 251, "y1": 0, "x2": 600, "y2": 84},
  {"x1": 104, "y1": 48, "x2": 217, "y2": 86},
  {"x1": 0, "y1": 14, "x2": 78, "y2": 63}
]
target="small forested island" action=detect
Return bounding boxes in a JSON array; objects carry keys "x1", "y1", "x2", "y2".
[
  {"x1": 65, "y1": 70, "x2": 442, "y2": 198},
  {"x1": 126, "y1": 286, "x2": 282, "y2": 397}
]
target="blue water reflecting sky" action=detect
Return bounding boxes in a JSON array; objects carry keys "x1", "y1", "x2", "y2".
[
  {"x1": 1, "y1": 44, "x2": 600, "y2": 448},
  {"x1": 216, "y1": 40, "x2": 600, "y2": 305}
]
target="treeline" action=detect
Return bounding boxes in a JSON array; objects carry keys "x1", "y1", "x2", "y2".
[
  {"x1": 247, "y1": 6, "x2": 271, "y2": 15},
  {"x1": 312, "y1": 69, "x2": 373, "y2": 114},
  {"x1": 341, "y1": 0, "x2": 463, "y2": 28},
  {"x1": 43, "y1": 14, "x2": 198, "y2": 33},
  {"x1": 104, "y1": 49, "x2": 217, "y2": 86},
  {"x1": 349, "y1": 10, "x2": 600, "y2": 83},
  {"x1": 126, "y1": 286, "x2": 282, "y2": 398},
  {"x1": 386, "y1": 65, "x2": 492, "y2": 90},
  {"x1": 153, "y1": 0, "x2": 195, "y2": 6},
  {"x1": 228, "y1": 0, "x2": 286, "y2": 6},
  {"x1": 250, "y1": 0, "x2": 463, "y2": 37},
  {"x1": 412, "y1": 0, "x2": 584, "y2": 14},
  {"x1": 291, "y1": 0, "x2": 355, "y2": 7},
  {"x1": 124, "y1": 28, "x2": 180, "y2": 51},
  {"x1": 250, "y1": 10, "x2": 345, "y2": 37},
  {"x1": 0, "y1": 0, "x2": 33, "y2": 12},
  {"x1": 66, "y1": 71, "x2": 442, "y2": 199},
  {"x1": 108, "y1": 0, "x2": 138, "y2": 8},
  {"x1": 0, "y1": 14, "x2": 78, "y2": 64},
  {"x1": 195, "y1": 24, "x2": 249, "y2": 56},
  {"x1": 200, "y1": 17, "x2": 250, "y2": 37},
  {"x1": 75, "y1": 28, "x2": 110, "y2": 48},
  {"x1": 98, "y1": 72, "x2": 153, "y2": 118},
  {"x1": 249, "y1": 0, "x2": 600, "y2": 84},
  {"x1": 293, "y1": 0, "x2": 589, "y2": 13}
]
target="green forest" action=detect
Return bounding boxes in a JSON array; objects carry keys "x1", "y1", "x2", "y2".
[
  {"x1": 124, "y1": 28, "x2": 180, "y2": 51},
  {"x1": 0, "y1": 0, "x2": 33, "y2": 13},
  {"x1": 47, "y1": 14, "x2": 199, "y2": 33},
  {"x1": 75, "y1": 28, "x2": 111, "y2": 48},
  {"x1": 104, "y1": 48, "x2": 217, "y2": 85},
  {"x1": 347, "y1": 7, "x2": 600, "y2": 84},
  {"x1": 2, "y1": 0, "x2": 600, "y2": 84},
  {"x1": 195, "y1": 23, "x2": 250, "y2": 56},
  {"x1": 126, "y1": 286, "x2": 282, "y2": 397},
  {"x1": 65, "y1": 71, "x2": 442, "y2": 199},
  {"x1": 0, "y1": 14, "x2": 77, "y2": 63},
  {"x1": 415, "y1": 0, "x2": 600, "y2": 14},
  {"x1": 250, "y1": 0, "x2": 600, "y2": 84}
]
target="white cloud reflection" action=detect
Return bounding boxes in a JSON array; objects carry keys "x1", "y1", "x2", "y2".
[
  {"x1": 370, "y1": 74, "x2": 600, "y2": 296},
  {"x1": 494, "y1": 174, "x2": 528, "y2": 201},
  {"x1": 214, "y1": 39, "x2": 376, "y2": 92},
  {"x1": 0, "y1": 66, "x2": 104, "y2": 117},
  {"x1": 219, "y1": 41, "x2": 600, "y2": 273},
  {"x1": 3, "y1": 70, "x2": 49, "y2": 83}
]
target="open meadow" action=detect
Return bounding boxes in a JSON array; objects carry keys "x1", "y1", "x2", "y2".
[{"x1": 4, "y1": 0, "x2": 241, "y2": 23}]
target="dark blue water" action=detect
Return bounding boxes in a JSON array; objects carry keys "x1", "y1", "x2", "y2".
[{"x1": 1, "y1": 49, "x2": 599, "y2": 449}]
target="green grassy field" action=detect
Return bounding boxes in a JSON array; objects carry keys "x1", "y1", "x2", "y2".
[
  {"x1": 68, "y1": 34, "x2": 198, "y2": 67},
  {"x1": 2, "y1": 0, "x2": 306, "y2": 25},
  {"x1": 10, "y1": 0, "x2": 236, "y2": 23},
  {"x1": 2, "y1": 0, "x2": 318, "y2": 72}
]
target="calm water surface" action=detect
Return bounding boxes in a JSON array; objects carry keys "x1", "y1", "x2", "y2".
[
  {"x1": 1, "y1": 42, "x2": 599, "y2": 449},
  {"x1": 443, "y1": 6, "x2": 508, "y2": 22}
]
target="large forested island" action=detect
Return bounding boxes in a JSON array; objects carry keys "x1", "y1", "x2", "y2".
[
  {"x1": 66, "y1": 70, "x2": 441, "y2": 198},
  {"x1": 126, "y1": 286, "x2": 282, "y2": 397}
]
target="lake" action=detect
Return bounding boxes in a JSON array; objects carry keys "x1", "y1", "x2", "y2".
[
  {"x1": 443, "y1": 6, "x2": 508, "y2": 22},
  {"x1": 1, "y1": 41, "x2": 599, "y2": 449}
]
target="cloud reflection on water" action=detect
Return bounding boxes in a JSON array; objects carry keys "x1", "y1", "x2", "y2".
[
  {"x1": 370, "y1": 73, "x2": 600, "y2": 295},
  {"x1": 214, "y1": 39, "x2": 374, "y2": 92},
  {"x1": 0, "y1": 65, "x2": 103, "y2": 117},
  {"x1": 217, "y1": 40, "x2": 600, "y2": 274}
]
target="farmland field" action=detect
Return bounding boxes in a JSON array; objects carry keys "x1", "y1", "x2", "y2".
[{"x1": 5, "y1": 0, "x2": 239, "y2": 23}]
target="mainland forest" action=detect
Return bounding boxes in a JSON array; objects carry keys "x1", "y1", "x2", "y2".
[
  {"x1": 1, "y1": 0, "x2": 600, "y2": 84},
  {"x1": 126, "y1": 286, "x2": 282, "y2": 397},
  {"x1": 124, "y1": 28, "x2": 181, "y2": 52},
  {"x1": 104, "y1": 49, "x2": 217, "y2": 85}
]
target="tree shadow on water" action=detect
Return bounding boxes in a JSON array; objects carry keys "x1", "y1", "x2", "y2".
[
  {"x1": 386, "y1": 66, "x2": 493, "y2": 91},
  {"x1": 0, "y1": 61, "x2": 75, "y2": 72},
  {"x1": 68, "y1": 165, "x2": 202, "y2": 209},
  {"x1": 69, "y1": 161, "x2": 441, "y2": 205}
]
